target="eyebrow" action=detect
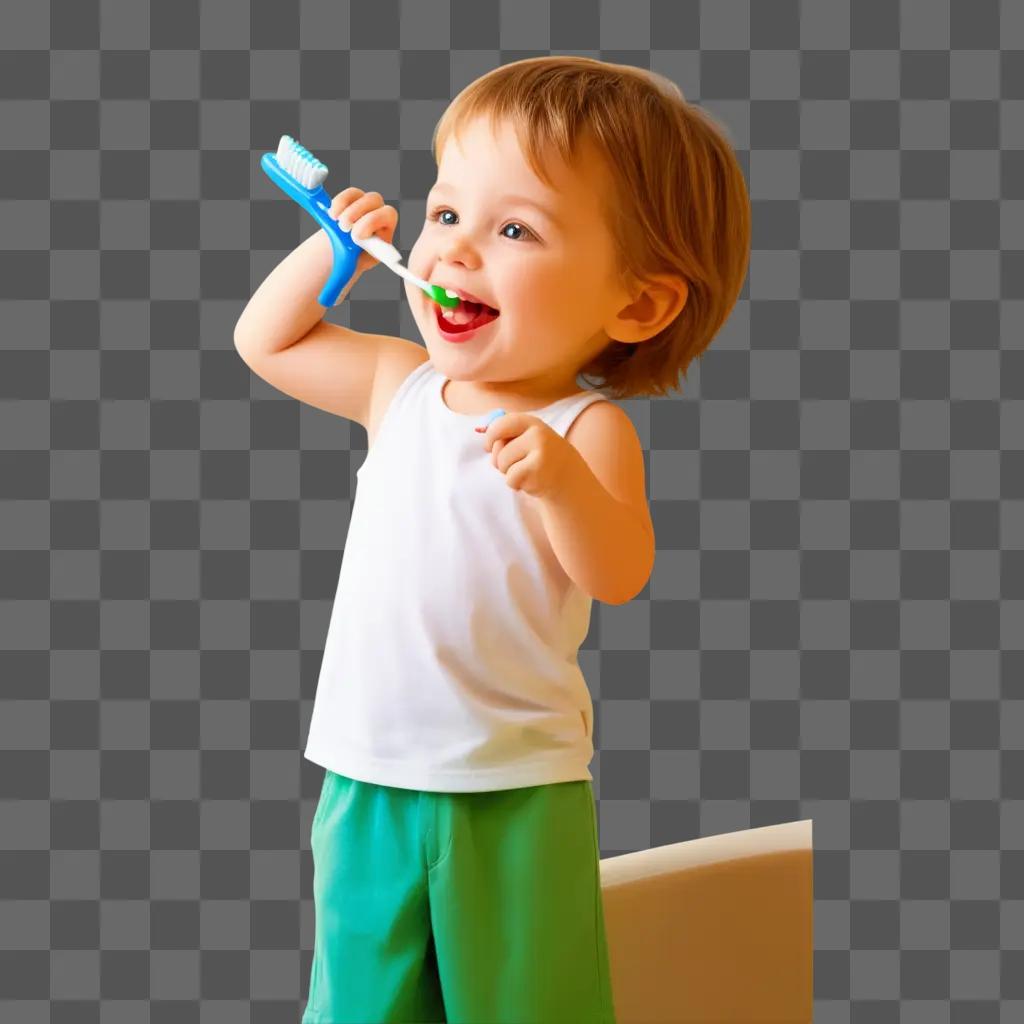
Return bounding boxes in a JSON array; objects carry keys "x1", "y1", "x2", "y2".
[{"x1": 428, "y1": 183, "x2": 562, "y2": 229}]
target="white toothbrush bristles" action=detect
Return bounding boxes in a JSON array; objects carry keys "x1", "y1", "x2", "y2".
[{"x1": 275, "y1": 135, "x2": 328, "y2": 190}]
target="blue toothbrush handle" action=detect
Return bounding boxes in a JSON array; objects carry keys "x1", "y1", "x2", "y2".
[
  {"x1": 318, "y1": 226, "x2": 361, "y2": 308},
  {"x1": 260, "y1": 153, "x2": 362, "y2": 308}
]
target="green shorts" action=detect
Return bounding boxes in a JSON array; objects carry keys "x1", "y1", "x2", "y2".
[{"x1": 302, "y1": 770, "x2": 617, "y2": 1024}]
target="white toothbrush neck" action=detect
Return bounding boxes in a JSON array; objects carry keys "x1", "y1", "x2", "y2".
[
  {"x1": 355, "y1": 233, "x2": 402, "y2": 266},
  {"x1": 388, "y1": 261, "x2": 431, "y2": 294}
]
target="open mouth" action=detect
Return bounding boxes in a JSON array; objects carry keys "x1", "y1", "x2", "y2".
[{"x1": 435, "y1": 299, "x2": 501, "y2": 334}]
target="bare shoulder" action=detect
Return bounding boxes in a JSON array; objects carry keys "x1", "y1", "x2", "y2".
[
  {"x1": 564, "y1": 400, "x2": 654, "y2": 540},
  {"x1": 366, "y1": 342, "x2": 429, "y2": 448}
]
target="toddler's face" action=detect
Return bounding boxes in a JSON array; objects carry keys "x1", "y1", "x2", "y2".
[{"x1": 406, "y1": 116, "x2": 634, "y2": 395}]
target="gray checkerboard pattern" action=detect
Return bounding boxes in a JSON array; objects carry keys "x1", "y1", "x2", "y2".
[{"x1": 2, "y1": 0, "x2": 1023, "y2": 1020}]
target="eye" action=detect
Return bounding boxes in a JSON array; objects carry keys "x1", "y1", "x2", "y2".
[{"x1": 426, "y1": 206, "x2": 538, "y2": 242}]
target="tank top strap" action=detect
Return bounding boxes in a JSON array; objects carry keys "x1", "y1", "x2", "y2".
[
  {"x1": 368, "y1": 356, "x2": 434, "y2": 449},
  {"x1": 392, "y1": 357, "x2": 435, "y2": 405},
  {"x1": 545, "y1": 390, "x2": 610, "y2": 438}
]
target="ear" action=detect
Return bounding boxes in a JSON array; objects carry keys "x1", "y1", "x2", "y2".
[{"x1": 605, "y1": 273, "x2": 689, "y2": 344}]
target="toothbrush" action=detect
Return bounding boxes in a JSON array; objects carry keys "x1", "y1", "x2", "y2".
[{"x1": 260, "y1": 135, "x2": 460, "y2": 310}]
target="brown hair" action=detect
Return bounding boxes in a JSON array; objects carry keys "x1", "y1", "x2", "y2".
[{"x1": 431, "y1": 55, "x2": 751, "y2": 400}]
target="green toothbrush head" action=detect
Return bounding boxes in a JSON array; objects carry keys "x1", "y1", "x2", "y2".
[{"x1": 426, "y1": 284, "x2": 460, "y2": 309}]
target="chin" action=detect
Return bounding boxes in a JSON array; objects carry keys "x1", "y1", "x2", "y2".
[{"x1": 425, "y1": 346, "x2": 473, "y2": 374}]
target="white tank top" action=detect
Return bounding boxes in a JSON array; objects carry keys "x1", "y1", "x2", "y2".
[{"x1": 303, "y1": 358, "x2": 611, "y2": 792}]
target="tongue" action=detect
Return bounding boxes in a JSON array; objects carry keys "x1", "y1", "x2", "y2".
[{"x1": 445, "y1": 300, "x2": 483, "y2": 325}]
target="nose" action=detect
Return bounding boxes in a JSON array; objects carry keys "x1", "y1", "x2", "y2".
[{"x1": 436, "y1": 230, "x2": 482, "y2": 268}]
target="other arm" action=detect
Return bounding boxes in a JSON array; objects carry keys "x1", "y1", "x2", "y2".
[{"x1": 536, "y1": 403, "x2": 655, "y2": 606}]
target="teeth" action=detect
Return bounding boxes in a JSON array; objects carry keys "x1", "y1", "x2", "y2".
[
  {"x1": 276, "y1": 135, "x2": 328, "y2": 190},
  {"x1": 443, "y1": 289, "x2": 494, "y2": 309}
]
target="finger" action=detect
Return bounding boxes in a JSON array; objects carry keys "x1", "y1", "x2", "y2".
[
  {"x1": 476, "y1": 408, "x2": 513, "y2": 440},
  {"x1": 330, "y1": 187, "x2": 364, "y2": 217},
  {"x1": 338, "y1": 191, "x2": 383, "y2": 230},
  {"x1": 490, "y1": 438, "x2": 505, "y2": 468},
  {"x1": 351, "y1": 205, "x2": 397, "y2": 242},
  {"x1": 504, "y1": 450, "x2": 535, "y2": 492},
  {"x1": 494, "y1": 436, "x2": 528, "y2": 473},
  {"x1": 483, "y1": 412, "x2": 538, "y2": 451}
]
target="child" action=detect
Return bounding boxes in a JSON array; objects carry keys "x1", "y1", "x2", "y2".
[{"x1": 235, "y1": 55, "x2": 750, "y2": 1024}]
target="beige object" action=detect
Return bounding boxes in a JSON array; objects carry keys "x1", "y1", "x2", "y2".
[{"x1": 599, "y1": 819, "x2": 814, "y2": 1023}]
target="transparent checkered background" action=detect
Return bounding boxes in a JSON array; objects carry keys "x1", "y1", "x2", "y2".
[{"x1": 2, "y1": 0, "x2": 1023, "y2": 1020}]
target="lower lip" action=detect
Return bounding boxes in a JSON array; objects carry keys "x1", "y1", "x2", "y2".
[{"x1": 434, "y1": 304, "x2": 500, "y2": 344}]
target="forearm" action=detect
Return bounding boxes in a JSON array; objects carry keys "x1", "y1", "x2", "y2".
[
  {"x1": 536, "y1": 453, "x2": 655, "y2": 605},
  {"x1": 233, "y1": 228, "x2": 361, "y2": 356}
]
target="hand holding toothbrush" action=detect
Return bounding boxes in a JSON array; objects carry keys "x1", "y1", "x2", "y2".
[
  {"x1": 261, "y1": 134, "x2": 460, "y2": 310},
  {"x1": 327, "y1": 187, "x2": 399, "y2": 279},
  {"x1": 327, "y1": 184, "x2": 460, "y2": 309}
]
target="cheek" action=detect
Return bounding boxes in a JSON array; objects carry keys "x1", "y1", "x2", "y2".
[
  {"x1": 507, "y1": 278, "x2": 577, "y2": 334},
  {"x1": 501, "y1": 263, "x2": 563, "y2": 314},
  {"x1": 406, "y1": 235, "x2": 428, "y2": 276}
]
